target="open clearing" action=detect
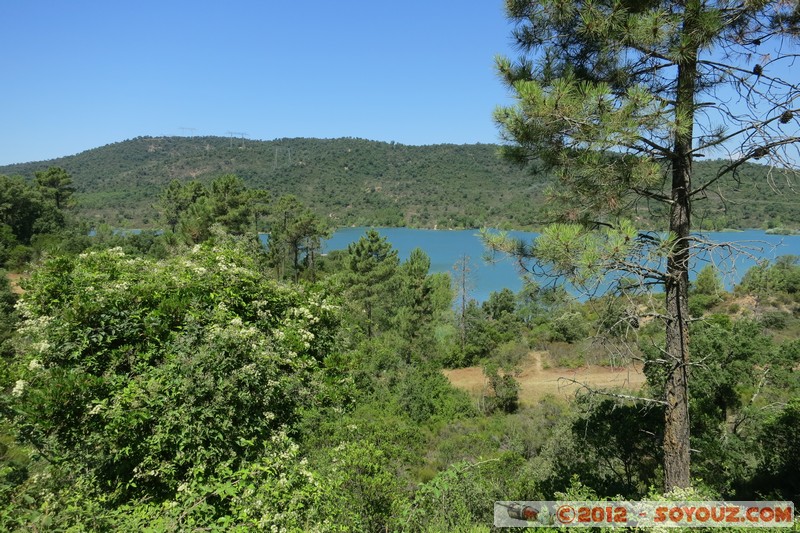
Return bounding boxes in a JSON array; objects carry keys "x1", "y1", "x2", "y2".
[{"x1": 444, "y1": 351, "x2": 646, "y2": 406}]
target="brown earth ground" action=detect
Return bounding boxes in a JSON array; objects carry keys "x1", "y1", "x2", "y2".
[
  {"x1": 443, "y1": 351, "x2": 646, "y2": 406},
  {"x1": 6, "y1": 273, "x2": 26, "y2": 295}
]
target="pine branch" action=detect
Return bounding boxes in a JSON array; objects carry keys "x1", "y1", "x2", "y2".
[{"x1": 690, "y1": 134, "x2": 800, "y2": 197}]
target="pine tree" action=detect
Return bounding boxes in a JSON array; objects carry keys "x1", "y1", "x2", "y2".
[
  {"x1": 345, "y1": 229, "x2": 399, "y2": 339},
  {"x1": 494, "y1": 0, "x2": 800, "y2": 490},
  {"x1": 395, "y1": 248, "x2": 436, "y2": 358},
  {"x1": 34, "y1": 167, "x2": 74, "y2": 211},
  {"x1": 266, "y1": 195, "x2": 328, "y2": 281},
  {"x1": 158, "y1": 179, "x2": 206, "y2": 233}
]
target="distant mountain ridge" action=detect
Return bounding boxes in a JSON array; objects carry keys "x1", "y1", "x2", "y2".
[{"x1": 1, "y1": 136, "x2": 797, "y2": 230}]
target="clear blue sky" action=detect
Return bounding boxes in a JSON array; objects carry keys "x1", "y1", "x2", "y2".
[{"x1": 0, "y1": 0, "x2": 518, "y2": 165}]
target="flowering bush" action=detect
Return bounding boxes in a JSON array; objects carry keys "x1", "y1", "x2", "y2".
[{"x1": 6, "y1": 239, "x2": 341, "y2": 505}]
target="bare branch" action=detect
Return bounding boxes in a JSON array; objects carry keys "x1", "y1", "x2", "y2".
[{"x1": 560, "y1": 376, "x2": 667, "y2": 406}]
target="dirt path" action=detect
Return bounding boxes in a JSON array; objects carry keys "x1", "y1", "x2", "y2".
[
  {"x1": 443, "y1": 351, "x2": 646, "y2": 406},
  {"x1": 6, "y1": 273, "x2": 26, "y2": 295}
]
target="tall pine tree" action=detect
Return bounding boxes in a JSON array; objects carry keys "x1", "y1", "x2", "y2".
[{"x1": 494, "y1": 0, "x2": 800, "y2": 490}]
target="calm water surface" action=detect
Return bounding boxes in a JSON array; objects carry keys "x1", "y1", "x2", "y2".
[{"x1": 324, "y1": 228, "x2": 800, "y2": 302}]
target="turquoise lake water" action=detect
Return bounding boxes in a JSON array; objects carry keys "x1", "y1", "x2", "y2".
[{"x1": 323, "y1": 228, "x2": 800, "y2": 302}]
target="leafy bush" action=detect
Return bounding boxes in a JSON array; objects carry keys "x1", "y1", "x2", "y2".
[
  {"x1": 396, "y1": 366, "x2": 476, "y2": 423},
  {"x1": 739, "y1": 255, "x2": 800, "y2": 296},
  {"x1": 5, "y1": 238, "x2": 342, "y2": 505},
  {"x1": 753, "y1": 400, "x2": 800, "y2": 503},
  {"x1": 403, "y1": 455, "x2": 528, "y2": 532},
  {"x1": 481, "y1": 364, "x2": 520, "y2": 415},
  {"x1": 692, "y1": 264, "x2": 724, "y2": 296},
  {"x1": 0, "y1": 432, "x2": 334, "y2": 532},
  {"x1": 760, "y1": 310, "x2": 790, "y2": 330},
  {"x1": 550, "y1": 311, "x2": 589, "y2": 343},
  {"x1": 688, "y1": 293, "x2": 719, "y2": 317}
]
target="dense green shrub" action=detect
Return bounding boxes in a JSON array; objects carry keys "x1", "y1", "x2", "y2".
[
  {"x1": 481, "y1": 364, "x2": 520, "y2": 415},
  {"x1": 550, "y1": 311, "x2": 589, "y2": 343},
  {"x1": 396, "y1": 366, "x2": 476, "y2": 423},
  {"x1": 739, "y1": 255, "x2": 800, "y2": 296},
  {"x1": 688, "y1": 293, "x2": 719, "y2": 317},
  {"x1": 5, "y1": 237, "x2": 342, "y2": 506},
  {"x1": 760, "y1": 310, "x2": 790, "y2": 330}
]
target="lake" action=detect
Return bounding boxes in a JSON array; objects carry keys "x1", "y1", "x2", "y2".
[{"x1": 323, "y1": 228, "x2": 800, "y2": 302}]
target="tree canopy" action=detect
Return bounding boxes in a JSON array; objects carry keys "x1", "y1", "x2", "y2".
[{"x1": 2, "y1": 136, "x2": 798, "y2": 231}]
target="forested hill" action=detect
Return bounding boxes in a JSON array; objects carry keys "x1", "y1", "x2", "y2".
[{"x1": 1, "y1": 135, "x2": 797, "y2": 230}]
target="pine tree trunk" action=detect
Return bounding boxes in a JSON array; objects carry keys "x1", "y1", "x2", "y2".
[
  {"x1": 663, "y1": 31, "x2": 697, "y2": 491},
  {"x1": 664, "y1": 162, "x2": 692, "y2": 491}
]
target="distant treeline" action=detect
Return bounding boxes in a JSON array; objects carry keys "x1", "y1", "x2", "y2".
[{"x1": 1, "y1": 136, "x2": 797, "y2": 231}]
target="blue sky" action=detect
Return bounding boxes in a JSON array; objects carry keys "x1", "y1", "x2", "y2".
[{"x1": 0, "y1": 1, "x2": 518, "y2": 165}]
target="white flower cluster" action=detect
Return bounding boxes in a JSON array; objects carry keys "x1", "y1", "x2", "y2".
[
  {"x1": 251, "y1": 300, "x2": 274, "y2": 322},
  {"x1": 11, "y1": 380, "x2": 26, "y2": 397},
  {"x1": 13, "y1": 298, "x2": 31, "y2": 315},
  {"x1": 30, "y1": 340, "x2": 51, "y2": 354},
  {"x1": 298, "y1": 329, "x2": 315, "y2": 350},
  {"x1": 217, "y1": 259, "x2": 234, "y2": 272},
  {"x1": 28, "y1": 359, "x2": 43, "y2": 371},
  {"x1": 290, "y1": 306, "x2": 319, "y2": 324},
  {"x1": 308, "y1": 293, "x2": 338, "y2": 313},
  {"x1": 15, "y1": 315, "x2": 53, "y2": 344}
]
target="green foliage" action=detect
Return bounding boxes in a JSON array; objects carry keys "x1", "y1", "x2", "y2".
[
  {"x1": 165, "y1": 174, "x2": 266, "y2": 243},
  {"x1": 5, "y1": 237, "x2": 341, "y2": 504},
  {"x1": 549, "y1": 311, "x2": 590, "y2": 343},
  {"x1": 739, "y1": 255, "x2": 800, "y2": 298},
  {"x1": 494, "y1": 0, "x2": 800, "y2": 491},
  {"x1": 34, "y1": 167, "x2": 74, "y2": 211},
  {"x1": 760, "y1": 310, "x2": 790, "y2": 330},
  {"x1": 0, "y1": 174, "x2": 68, "y2": 267},
  {"x1": 515, "y1": 282, "x2": 571, "y2": 324},
  {"x1": 111, "y1": 432, "x2": 333, "y2": 532},
  {"x1": 447, "y1": 288, "x2": 526, "y2": 368},
  {"x1": 396, "y1": 366, "x2": 476, "y2": 424},
  {"x1": 689, "y1": 265, "x2": 725, "y2": 316},
  {"x1": 157, "y1": 178, "x2": 206, "y2": 232},
  {"x1": 344, "y1": 229, "x2": 399, "y2": 339},
  {"x1": 676, "y1": 318, "x2": 777, "y2": 492},
  {"x1": 1, "y1": 136, "x2": 795, "y2": 231},
  {"x1": 314, "y1": 440, "x2": 403, "y2": 533},
  {"x1": 265, "y1": 195, "x2": 329, "y2": 281},
  {"x1": 688, "y1": 293, "x2": 720, "y2": 317},
  {"x1": 0, "y1": 273, "x2": 16, "y2": 361},
  {"x1": 570, "y1": 399, "x2": 663, "y2": 497},
  {"x1": 481, "y1": 364, "x2": 520, "y2": 415},
  {"x1": 404, "y1": 456, "x2": 527, "y2": 532},
  {"x1": 482, "y1": 287, "x2": 516, "y2": 320},
  {"x1": 393, "y1": 248, "x2": 440, "y2": 355},
  {"x1": 693, "y1": 265, "x2": 724, "y2": 297},
  {"x1": 0, "y1": 432, "x2": 335, "y2": 532},
  {"x1": 754, "y1": 400, "x2": 800, "y2": 503}
]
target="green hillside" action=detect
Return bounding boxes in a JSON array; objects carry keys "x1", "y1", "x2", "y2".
[{"x1": 1, "y1": 136, "x2": 797, "y2": 230}]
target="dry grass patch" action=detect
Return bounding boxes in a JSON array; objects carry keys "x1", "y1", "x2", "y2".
[{"x1": 444, "y1": 351, "x2": 646, "y2": 406}]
